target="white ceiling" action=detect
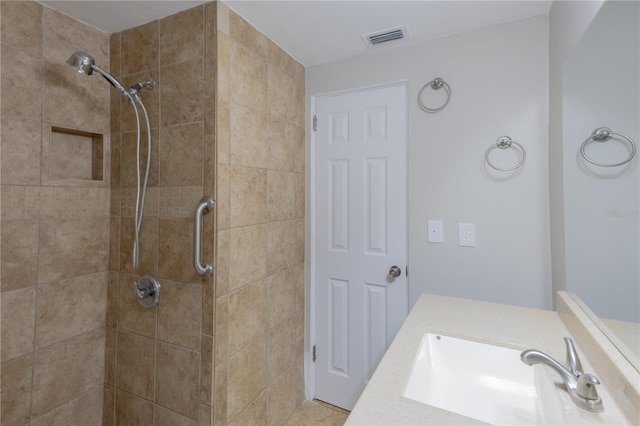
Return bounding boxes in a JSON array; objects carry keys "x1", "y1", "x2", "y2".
[
  {"x1": 37, "y1": 1, "x2": 209, "y2": 33},
  {"x1": 38, "y1": 0, "x2": 552, "y2": 67}
]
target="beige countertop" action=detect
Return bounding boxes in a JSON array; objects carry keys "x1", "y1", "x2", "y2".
[{"x1": 345, "y1": 293, "x2": 634, "y2": 425}]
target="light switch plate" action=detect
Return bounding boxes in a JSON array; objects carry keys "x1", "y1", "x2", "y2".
[{"x1": 428, "y1": 220, "x2": 444, "y2": 243}]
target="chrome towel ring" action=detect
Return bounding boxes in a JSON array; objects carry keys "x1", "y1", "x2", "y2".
[
  {"x1": 485, "y1": 136, "x2": 526, "y2": 171},
  {"x1": 418, "y1": 77, "x2": 451, "y2": 113},
  {"x1": 580, "y1": 127, "x2": 636, "y2": 167}
]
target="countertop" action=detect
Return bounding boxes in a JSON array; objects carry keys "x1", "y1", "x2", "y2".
[{"x1": 345, "y1": 293, "x2": 633, "y2": 425}]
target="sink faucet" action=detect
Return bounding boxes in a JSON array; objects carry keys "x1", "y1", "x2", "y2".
[{"x1": 521, "y1": 337, "x2": 604, "y2": 413}]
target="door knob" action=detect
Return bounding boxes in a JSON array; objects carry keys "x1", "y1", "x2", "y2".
[{"x1": 388, "y1": 265, "x2": 401, "y2": 278}]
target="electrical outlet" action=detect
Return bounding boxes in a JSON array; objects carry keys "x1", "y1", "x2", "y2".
[{"x1": 458, "y1": 223, "x2": 476, "y2": 247}]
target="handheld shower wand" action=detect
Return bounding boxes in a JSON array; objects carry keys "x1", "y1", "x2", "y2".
[{"x1": 66, "y1": 51, "x2": 131, "y2": 98}]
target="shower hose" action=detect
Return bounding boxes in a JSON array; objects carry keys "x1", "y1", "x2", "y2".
[{"x1": 129, "y1": 96, "x2": 151, "y2": 270}]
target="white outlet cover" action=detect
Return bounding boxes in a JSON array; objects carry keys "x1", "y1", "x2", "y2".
[{"x1": 458, "y1": 223, "x2": 476, "y2": 247}]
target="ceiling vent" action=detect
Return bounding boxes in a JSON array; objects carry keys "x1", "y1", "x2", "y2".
[{"x1": 361, "y1": 25, "x2": 410, "y2": 47}]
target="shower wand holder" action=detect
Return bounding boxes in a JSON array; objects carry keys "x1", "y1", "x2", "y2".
[
  {"x1": 134, "y1": 274, "x2": 161, "y2": 309},
  {"x1": 129, "y1": 79, "x2": 156, "y2": 101}
]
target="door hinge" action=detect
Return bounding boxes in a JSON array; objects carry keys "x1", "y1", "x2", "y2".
[
  {"x1": 313, "y1": 115, "x2": 317, "y2": 131},
  {"x1": 406, "y1": 265, "x2": 408, "y2": 277},
  {"x1": 312, "y1": 345, "x2": 317, "y2": 362}
]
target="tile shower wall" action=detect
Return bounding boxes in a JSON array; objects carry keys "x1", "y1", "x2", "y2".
[
  {"x1": 105, "y1": 3, "x2": 216, "y2": 425},
  {"x1": 214, "y1": 4, "x2": 306, "y2": 425},
  {"x1": 2, "y1": 2, "x2": 305, "y2": 424},
  {"x1": 1, "y1": 2, "x2": 110, "y2": 424}
]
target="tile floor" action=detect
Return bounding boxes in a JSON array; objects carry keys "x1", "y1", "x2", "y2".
[{"x1": 285, "y1": 400, "x2": 350, "y2": 426}]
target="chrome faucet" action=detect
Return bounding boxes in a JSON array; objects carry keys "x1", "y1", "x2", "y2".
[{"x1": 521, "y1": 337, "x2": 604, "y2": 412}]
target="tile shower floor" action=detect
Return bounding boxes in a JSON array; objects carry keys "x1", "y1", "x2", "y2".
[{"x1": 285, "y1": 400, "x2": 350, "y2": 425}]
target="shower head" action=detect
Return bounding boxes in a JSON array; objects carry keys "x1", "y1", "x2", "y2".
[
  {"x1": 66, "y1": 51, "x2": 96, "y2": 75},
  {"x1": 66, "y1": 50, "x2": 129, "y2": 96}
]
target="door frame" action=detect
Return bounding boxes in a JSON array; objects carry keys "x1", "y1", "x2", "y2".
[{"x1": 306, "y1": 80, "x2": 410, "y2": 401}]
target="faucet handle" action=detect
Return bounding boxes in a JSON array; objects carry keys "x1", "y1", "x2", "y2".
[
  {"x1": 577, "y1": 373, "x2": 601, "y2": 400},
  {"x1": 564, "y1": 337, "x2": 583, "y2": 376}
]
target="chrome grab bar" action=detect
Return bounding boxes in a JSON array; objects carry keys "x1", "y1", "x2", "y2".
[{"x1": 194, "y1": 196, "x2": 214, "y2": 277}]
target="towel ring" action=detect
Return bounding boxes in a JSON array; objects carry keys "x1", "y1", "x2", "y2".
[
  {"x1": 580, "y1": 127, "x2": 636, "y2": 167},
  {"x1": 418, "y1": 77, "x2": 451, "y2": 113},
  {"x1": 485, "y1": 136, "x2": 526, "y2": 171}
]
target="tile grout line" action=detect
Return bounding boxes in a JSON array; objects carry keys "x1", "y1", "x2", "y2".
[{"x1": 29, "y1": 7, "x2": 47, "y2": 415}]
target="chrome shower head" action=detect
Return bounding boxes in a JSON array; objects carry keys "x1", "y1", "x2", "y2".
[
  {"x1": 66, "y1": 50, "x2": 130, "y2": 96},
  {"x1": 66, "y1": 51, "x2": 96, "y2": 75}
]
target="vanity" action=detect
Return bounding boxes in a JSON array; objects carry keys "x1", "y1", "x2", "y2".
[{"x1": 345, "y1": 292, "x2": 639, "y2": 425}]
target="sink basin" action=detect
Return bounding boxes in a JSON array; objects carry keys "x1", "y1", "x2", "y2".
[{"x1": 403, "y1": 333, "x2": 562, "y2": 425}]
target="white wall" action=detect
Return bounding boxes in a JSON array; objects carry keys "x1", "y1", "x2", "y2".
[
  {"x1": 562, "y1": 1, "x2": 639, "y2": 322},
  {"x1": 548, "y1": 0, "x2": 604, "y2": 298},
  {"x1": 307, "y1": 16, "x2": 552, "y2": 310}
]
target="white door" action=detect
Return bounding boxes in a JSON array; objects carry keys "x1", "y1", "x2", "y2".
[{"x1": 313, "y1": 84, "x2": 408, "y2": 410}]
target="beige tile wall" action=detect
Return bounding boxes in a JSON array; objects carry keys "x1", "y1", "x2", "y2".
[
  {"x1": 215, "y1": 4, "x2": 306, "y2": 425},
  {"x1": 2, "y1": 2, "x2": 305, "y2": 425},
  {"x1": 105, "y1": 3, "x2": 216, "y2": 425},
  {"x1": 0, "y1": 1, "x2": 111, "y2": 424}
]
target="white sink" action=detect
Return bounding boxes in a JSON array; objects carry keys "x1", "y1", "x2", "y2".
[{"x1": 403, "y1": 333, "x2": 563, "y2": 425}]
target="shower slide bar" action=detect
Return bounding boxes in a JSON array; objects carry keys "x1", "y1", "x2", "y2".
[{"x1": 194, "y1": 196, "x2": 214, "y2": 278}]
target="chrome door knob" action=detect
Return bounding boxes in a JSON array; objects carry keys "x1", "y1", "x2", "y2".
[{"x1": 388, "y1": 266, "x2": 401, "y2": 278}]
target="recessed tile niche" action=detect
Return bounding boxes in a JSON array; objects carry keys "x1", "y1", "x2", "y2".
[{"x1": 49, "y1": 126, "x2": 104, "y2": 181}]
